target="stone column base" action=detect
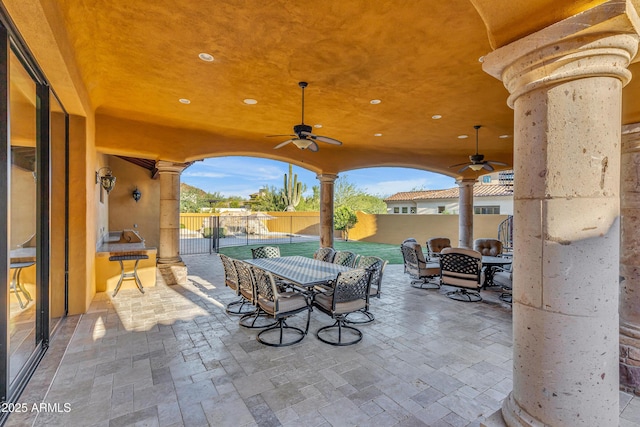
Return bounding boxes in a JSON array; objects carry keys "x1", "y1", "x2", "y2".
[
  {"x1": 621, "y1": 322, "x2": 640, "y2": 395},
  {"x1": 480, "y1": 409, "x2": 507, "y2": 427},
  {"x1": 157, "y1": 263, "x2": 188, "y2": 286}
]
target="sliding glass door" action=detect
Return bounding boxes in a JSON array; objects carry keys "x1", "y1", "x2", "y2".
[{"x1": 0, "y1": 11, "x2": 68, "y2": 408}]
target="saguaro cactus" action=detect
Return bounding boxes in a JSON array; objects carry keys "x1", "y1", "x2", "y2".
[{"x1": 282, "y1": 163, "x2": 302, "y2": 211}]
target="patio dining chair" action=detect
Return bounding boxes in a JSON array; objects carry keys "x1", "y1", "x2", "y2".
[
  {"x1": 219, "y1": 254, "x2": 254, "y2": 315},
  {"x1": 233, "y1": 260, "x2": 277, "y2": 329},
  {"x1": 400, "y1": 240, "x2": 440, "y2": 289},
  {"x1": 253, "y1": 267, "x2": 311, "y2": 347},
  {"x1": 313, "y1": 268, "x2": 372, "y2": 346},
  {"x1": 345, "y1": 255, "x2": 387, "y2": 324},
  {"x1": 332, "y1": 250, "x2": 358, "y2": 267},
  {"x1": 439, "y1": 247, "x2": 484, "y2": 302},
  {"x1": 313, "y1": 247, "x2": 336, "y2": 263},
  {"x1": 251, "y1": 246, "x2": 281, "y2": 259}
]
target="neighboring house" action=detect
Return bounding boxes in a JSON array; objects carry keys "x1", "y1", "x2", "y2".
[{"x1": 385, "y1": 173, "x2": 514, "y2": 215}]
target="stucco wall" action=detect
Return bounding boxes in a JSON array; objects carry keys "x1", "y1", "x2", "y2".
[
  {"x1": 108, "y1": 156, "x2": 161, "y2": 248},
  {"x1": 349, "y1": 212, "x2": 509, "y2": 246}
]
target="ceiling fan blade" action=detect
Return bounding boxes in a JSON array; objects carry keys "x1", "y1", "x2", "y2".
[
  {"x1": 273, "y1": 139, "x2": 293, "y2": 149},
  {"x1": 450, "y1": 162, "x2": 471, "y2": 168},
  {"x1": 267, "y1": 134, "x2": 296, "y2": 138},
  {"x1": 487, "y1": 160, "x2": 509, "y2": 166},
  {"x1": 482, "y1": 163, "x2": 495, "y2": 171},
  {"x1": 457, "y1": 165, "x2": 471, "y2": 173},
  {"x1": 300, "y1": 131, "x2": 343, "y2": 145},
  {"x1": 307, "y1": 141, "x2": 319, "y2": 152}
]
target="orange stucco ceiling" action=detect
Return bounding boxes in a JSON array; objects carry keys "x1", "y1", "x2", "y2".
[{"x1": 6, "y1": 1, "x2": 640, "y2": 178}]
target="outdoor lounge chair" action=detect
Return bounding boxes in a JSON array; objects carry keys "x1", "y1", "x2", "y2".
[
  {"x1": 400, "y1": 240, "x2": 440, "y2": 289},
  {"x1": 492, "y1": 264, "x2": 513, "y2": 303},
  {"x1": 473, "y1": 238, "x2": 503, "y2": 257},
  {"x1": 439, "y1": 247, "x2": 484, "y2": 302},
  {"x1": 426, "y1": 237, "x2": 451, "y2": 260}
]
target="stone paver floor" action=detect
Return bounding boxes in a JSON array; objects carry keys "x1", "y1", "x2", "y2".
[{"x1": 5, "y1": 254, "x2": 640, "y2": 426}]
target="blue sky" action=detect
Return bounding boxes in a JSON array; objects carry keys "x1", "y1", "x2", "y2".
[{"x1": 181, "y1": 157, "x2": 457, "y2": 199}]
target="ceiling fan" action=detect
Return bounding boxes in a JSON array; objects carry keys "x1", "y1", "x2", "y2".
[
  {"x1": 268, "y1": 81, "x2": 343, "y2": 152},
  {"x1": 450, "y1": 125, "x2": 508, "y2": 173}
]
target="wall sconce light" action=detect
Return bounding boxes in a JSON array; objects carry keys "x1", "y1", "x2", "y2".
[
  {"x1": 96, "y1": 167, "x2": 116, "y2": 194},
  {"x1": 132, "y1": 187, "x2": 141, "y2": 202}
]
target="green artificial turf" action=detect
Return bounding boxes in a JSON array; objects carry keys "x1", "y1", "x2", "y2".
[{"x1": 218, "y1": 241, "x2": 403, "y2": 264}]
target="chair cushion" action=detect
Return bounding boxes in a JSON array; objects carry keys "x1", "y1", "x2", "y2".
[
  {"x1": 427, "y1": 237, "x2": 451, "y2": 255},
  {"x1": 314, "y1": 292, "x2": 366, "y2": 315},
  {"x1": 420, "y1": 262, "x2": 441, "y2": 277},
  {"x1": 258, "y1": 292, "x2": 307, "y2": 315},
  {"x1": 442, "y1": 275, "x2": 481, "y2": 289},
  {"x1": 441, "y1": 247, "x2": 482, "y2": 259},
  {"x1": 473, "y1": 239, "x2": 503, "y2": 256}
]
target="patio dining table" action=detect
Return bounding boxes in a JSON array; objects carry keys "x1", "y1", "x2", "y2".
[{"x1": 245, "y1": 255, "x2": 352, "y2": 289}]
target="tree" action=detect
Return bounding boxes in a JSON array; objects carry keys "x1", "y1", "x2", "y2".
[
  {"x1": 297, "y1": 185, "x2": 320, "y2": 211},
  {"x1": 334, "y1": 175, "x2": 386, "y2": 214},
  {"x1": 252, "y1": 185, "x2": 286, "y2": 211},
  {"x1": 334, "y1": 206, "x2": 358, "y2": 241}
]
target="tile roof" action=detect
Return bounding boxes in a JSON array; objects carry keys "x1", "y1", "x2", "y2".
[{"x1": 384, "y1": 184, "x2": 513, "y2": 201}]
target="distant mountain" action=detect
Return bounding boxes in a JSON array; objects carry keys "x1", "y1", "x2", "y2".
[{"x1": 180, "y1": 182, "x2": 209, "y2": 197}]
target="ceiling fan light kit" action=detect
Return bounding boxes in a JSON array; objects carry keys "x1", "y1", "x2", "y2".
[
  {"x1": 292, "y1": 138, "x2": 313, "y2": 149},
  {"x1": 268, "y1": 82, "x2": 343, "y2": 152}
]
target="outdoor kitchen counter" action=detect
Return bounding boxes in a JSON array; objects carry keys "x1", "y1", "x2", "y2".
[{"x1": 96, "y1": 230, "x2": 157, "y2": 293}]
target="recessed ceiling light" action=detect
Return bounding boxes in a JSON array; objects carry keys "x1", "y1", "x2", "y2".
[
  {"x1": 179, "y1": 98, "x2": 191, "y2": 104},
  {"x1": 458, "y1": 134, "x2": 468, "y2": 139},
  {"x1": 243, "y1": 99, "x2": 258, "y2": 105},
  {"x1": 370, "y1": 99, "x2": 381, "y2": 105},
  {"x1": 431, "y1": 114, "x2": 442, "y2": 119},
  {"x1": 314, "y1": 124, "x2": 323, "y2": 128},
  {"x1": 198, "y1": 53, "x2": 214, "y2": 62},
  {"x1": 499, "y1": 134, "x2": 511, "y2": 139},
  {"x1": 374, "y1": 133, "x2": 383, "y2": 137}
]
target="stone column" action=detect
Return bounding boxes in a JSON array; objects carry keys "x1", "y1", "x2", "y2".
[
  {"x1": 317, "y1": 173, "x2": 338, "y2": 248},
  {"x1": 457, "y1": 179, "x2": 476, "y2": 249},
  {"x1": 156, "y1": 161, "x2": 188, "y2": 285},
  {"x1": 482, "y1": 4, "x2": 639, "y2": 426},
  {"x1": 621, "y1": 123, "x2": 640, "y2": 395}
]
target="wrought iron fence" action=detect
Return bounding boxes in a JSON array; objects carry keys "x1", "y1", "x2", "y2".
[{"x1": 179, "y1": 214, "x2": 320, "y2": 255}]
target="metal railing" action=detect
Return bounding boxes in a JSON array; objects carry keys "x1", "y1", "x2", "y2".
[
  {"x1": 179, "y1": 214, "x2": 320, "y2": 254},
  {"x1": 498, "y1": 215, "x2": 513, "y2": 253}
]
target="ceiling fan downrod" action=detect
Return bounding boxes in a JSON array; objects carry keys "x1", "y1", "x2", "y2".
[{"x1": 299, "y1": 81, "x2": 308, "y2": 124}]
